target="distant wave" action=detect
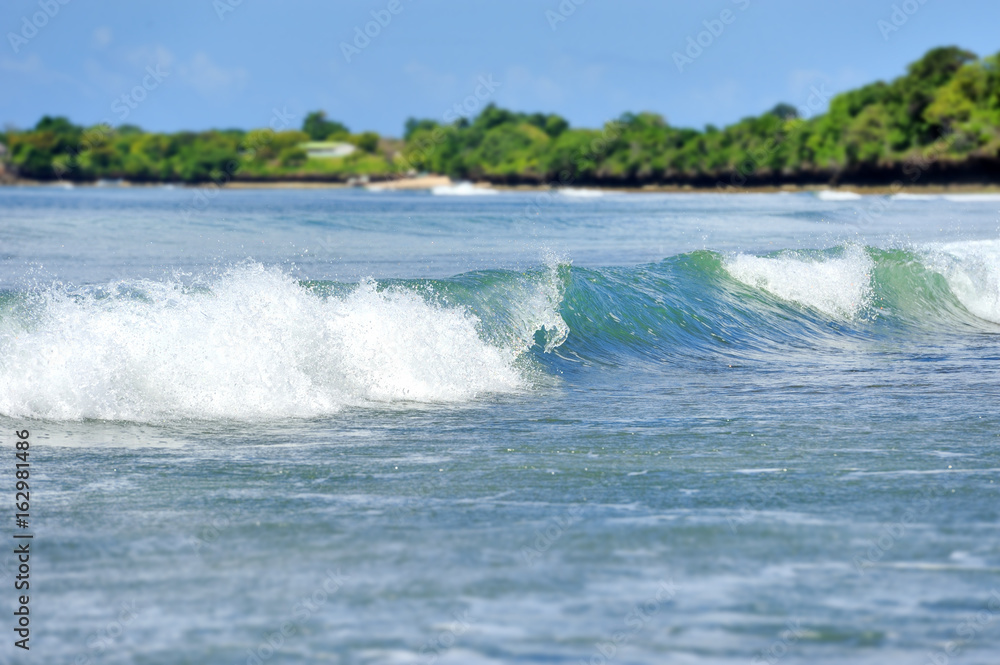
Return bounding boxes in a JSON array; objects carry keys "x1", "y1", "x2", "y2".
[
  {"x1": 815, "y1": 190, "x2": 863, "y2": 201},
  {"x1": 431, "y1": 182, "x2": 499, "y2": 196},
  {"x1": 557, "y1": 188, "x2": 606, "y2": 198},
  {"x1": 942, "y1": 194, "x2": 1000, "y2": 203},
  {"x1": 890, "y1": 193, "x2": 1000, "y2": 203},
  {"x1": 890, "y1": 193, "x2": 942, "y2": 201}
]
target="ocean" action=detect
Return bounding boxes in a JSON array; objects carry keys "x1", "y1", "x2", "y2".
[{"x1": 1, "y1": 185, "x2": 999, "y2": 664}]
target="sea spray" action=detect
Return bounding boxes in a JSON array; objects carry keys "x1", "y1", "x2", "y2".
[
  {"x1": 923, "y1": 239, "x2": 1000, "y2": 325},
  {"x1": 724, "y1": 245, "x2": 875, "y2": 318},
  {"x1": 0, "y1": 264, "x2": 544, "y2": 421},
  {"x1": 4, "y1": 243, "x2": 1000, "y2": 422}
]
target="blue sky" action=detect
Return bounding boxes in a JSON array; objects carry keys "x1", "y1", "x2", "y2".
[{"x1": 2, "y1": 0, "x2": 999, "y2": 137}]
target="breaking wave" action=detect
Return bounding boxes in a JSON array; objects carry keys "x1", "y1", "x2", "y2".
[{"x1": 2, "y1": 239, "x2": 998, "y2": 422}]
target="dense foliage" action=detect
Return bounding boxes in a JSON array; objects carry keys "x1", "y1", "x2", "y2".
[
  {"x1": 400, "y1": 46, "x2": 1000, "y2": 186},
  {"x1": 1, "y1": 112, "x2": 397, "y2": 183},
  {"x1": 2, "y1": 47, "x2": 998, "y2": 186}
]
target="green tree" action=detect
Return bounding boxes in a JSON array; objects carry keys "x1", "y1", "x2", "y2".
[
  {"x1": 349, "y1": 131, "x2": 380, "y2": 153},
  {"x1": 302, "y1": 111, "x2": 349, "y2": 141}
]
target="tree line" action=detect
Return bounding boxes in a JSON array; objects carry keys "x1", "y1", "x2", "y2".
[{"x1": 2, "y1": 47, "x2": 998, "y2": 188}]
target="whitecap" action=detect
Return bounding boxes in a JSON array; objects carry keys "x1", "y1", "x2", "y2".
[
  {"x1": 0, "y1": 265, "x2": 547, "y2": 421},
  {"x1": 431, "y1": 182, "x2": 499, "y2": 196},
  {"x1": 889, "y1": 193, "x2": 942, "y2": 201},
  {"x1": 941, "y1": 193, "x2": 1000, "y2": 203},
  {"x1": 724, "y1": 246, "x2": 874, "y2": 318},
  {"x1": 815, "y1": 190, "x2": 863, "y2": 201},
  {"x1": 557, "y1": 188, "x2": 605, "y2": 198},
  {"x1": 922, "y1": 239, "x2": 1000, "y2": 324}
]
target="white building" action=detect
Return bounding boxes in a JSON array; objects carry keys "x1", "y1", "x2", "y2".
[{"x1": 302, "y1": 141, "x2": 356, "y2": 159}]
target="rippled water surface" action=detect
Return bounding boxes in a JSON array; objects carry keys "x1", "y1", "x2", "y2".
[{"x1": 1, "y1": 186, "x2": 999, "y2": 664}]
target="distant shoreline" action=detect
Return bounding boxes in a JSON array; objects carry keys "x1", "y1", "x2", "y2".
[{"x1": 3, "y1": 176, "x2": 1000, "y2": 196}]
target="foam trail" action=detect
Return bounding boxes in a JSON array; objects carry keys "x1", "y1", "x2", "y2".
[
  {"x1": 890, "y1": 193, "x2": 942, "y2": 201},
  {"x1": 942, "y1": 194, "x2": 1000, "y2": 203},
  {"x1": 815, "y1": 190, "x2": 863, "y2": 201},
  {"x1": 431, "y1": 182, "x2": 499, "y2": 196},
  {"x1": 888, "y1": 193, "x2": 1000, "y2": 203},
  {"x1": 724, "y1": 246, "x2": 874, "y2": 318},
  {"x1": 557, "y1": 188, "x2": 606, "y2": 198},
  {"x1": 0, "y1": 265, "x2": 529, "y2": 422}
]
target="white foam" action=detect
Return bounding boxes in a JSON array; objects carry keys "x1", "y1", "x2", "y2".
[
  {"x1": 815, "y1": 190, "x2": 863, "y2": 201},
  {"x1": 557, "y1": 188, "x2": 605, "y2": 198},
  {"x1": 888, "y1": 193, "x2": 1000, "y2": 203},
  {"x1": 724, "y1": 246, "x2": 874, "y2": 318},
  {"x1": 431, "y1": 182, "x2": 499, "y2": 196},
  {"x1": 923, "y1": 239, "x2": 1000, "y2": 324},
  {"x1": 942, "y1": 193, "x2": 1000, "y2": 203},
  {"x1": 0, "y1": 265, "x2": 544, "y2": 422},
  {"x1": 501, "y1": 259, "x2": 570, "y2": 353},
  {"x1": 889, "y1": 193, "x2": 942, "y2": 201}
]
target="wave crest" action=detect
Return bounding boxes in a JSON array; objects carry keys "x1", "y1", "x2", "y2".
[
  {"x1": 923, "y1": 240, "x2": 1000, "y2": 324},
  {"x1": 724, "y1": 246, "x2": 874, "y2": 318},
  {"x1": 0, "y1": 265, "x2": 535, "y2": 421}
]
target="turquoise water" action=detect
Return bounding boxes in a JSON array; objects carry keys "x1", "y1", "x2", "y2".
[{"x1": 1, "y1": 186, "x2": 999, "y2": 663}]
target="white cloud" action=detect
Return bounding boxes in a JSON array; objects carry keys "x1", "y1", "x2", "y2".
[
  {"x1": 92, "y1": 26, "x2": 113, "y2": 49},
  {"x1": 498, "y1": 57, "x2": 615, "y2": 112},
  {"x1": 0, "y1": 53, "x2": 44, "y2": 75},
  {"x1": 124, "y1": 45, "x2": 175, "y2": 72},
  {"x1": 85, "y1": 57, "x2": 130, "y2": 94},
  {"x1": 501, "y1": 65, "x2": 564, "y2": 109},
  {"x1": 79, "y1": 46, "x2": 173, "y2": 100},
  {"x1": 176, "y1": 52, "x2": 249, "y2": 98},
  {"x1": 787, "y1": 67, "x2": 869, "y2": 115},
  {"x1": 690, "y1": 79, "x2": 744, "y2": 112},
  {"x1": 788, "y1": 68, "x2": 832, "y2": 102},
  {"x1": 403, "y1": 61, "x2": 459, "y2": 100},
  {"x1": 0, "y1": 54, "x2": 93, "y2": 96},
  {"x1": 117, "y1": 47, "x2": 248, "y2": 99}
]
